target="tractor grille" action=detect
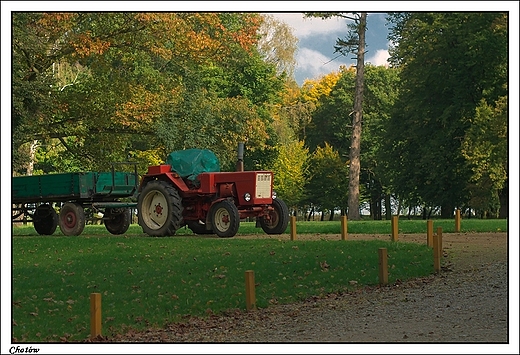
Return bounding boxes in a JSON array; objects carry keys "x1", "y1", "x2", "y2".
[{"x1": 255, "y1": 173, "x2": 272, "y2": 199}]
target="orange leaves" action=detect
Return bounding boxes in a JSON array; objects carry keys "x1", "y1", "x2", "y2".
[
  {"x1": 114, "y1": 85, "x2": 165, "y2": 129},
  {"x1": 36, "y1": 12, "x2": 77, "y2": 32},
  {"x1": 134, "y1": 12, "x2": 260, "y2": 63},
  {"x1": 71, "y1": 32, "x2": 111, "y2": 57},
  {"x1": 232, "y1": 13, "x2": 262, "y2": 51}
]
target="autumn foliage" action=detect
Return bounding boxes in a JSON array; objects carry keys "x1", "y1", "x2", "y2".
[{"x1": 12, "y1": 12, "x2": 274, "y2": 173}]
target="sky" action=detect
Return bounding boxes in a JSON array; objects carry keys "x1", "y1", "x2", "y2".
[{"x1": 269, "y1": 12, "x2": 391, "y2": 85}]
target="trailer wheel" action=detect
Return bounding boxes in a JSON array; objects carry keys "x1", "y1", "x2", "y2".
[
  {"x1": 59, "y1": 202, "x2": 86, "y2": 236},
  {"x1": 33, "y1": 204, "x2": 58, "y2": 235},
  {"x1": 260, "y1": 198, "x2": 289, "y2": 234},
  {"x1": 210, "y1": 199, "x2": 240, "y2": 238},
  {"x1": 104, "y1": 207, "x2": 131, "y2": 235},
  {"x1": 138, "y1": 180, "x2": 183, "y2": 236}
]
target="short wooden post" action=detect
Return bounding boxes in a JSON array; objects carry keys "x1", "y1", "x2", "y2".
[
  {"x1": 341, "y1": 215, "x2": 348, "y2": 240},
  {"x1": 245, "y1": 270, "x2": 256, "y2": 311},
  {"x1": 427, "y1": 220, "x2": 433, "y2": 248},
  {"x1": 90, "y1": 293, "x2": 102, "y2": 339},
  {"x1": 433, "y1": 227, "x2": 443, "y2": 273},
  {"x1": 455, "y1": 209, "x2": 461, "y2": 232},
  {"x1": 391, "y1": 216, "x2": 398, "y2": 242},
  {"x1": 378, "y1": 248, "x2": 388, "y2": 285},
  {"x1": 290, "y1": 216, "x2": 297, "y2": 241}
]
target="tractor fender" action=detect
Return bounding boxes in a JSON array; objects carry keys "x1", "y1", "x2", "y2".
[{"x1": 139, "y1": 171, "x2": 189, "y2": 194}]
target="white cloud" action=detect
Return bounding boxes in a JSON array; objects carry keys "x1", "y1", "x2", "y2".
[
  {"x1": 268, "y1": 13, "x2": 347, "y2": 38},
  {"x1": 296, "y1": 47, "x2": 349, "y2": 81},
  {"x1": 366, "y1": 49, "x2": 390, "y2": 67}
]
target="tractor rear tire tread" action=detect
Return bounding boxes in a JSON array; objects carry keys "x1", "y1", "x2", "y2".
[{"x1": 138, "y1": 180, "x2": 183, "y2": 237}]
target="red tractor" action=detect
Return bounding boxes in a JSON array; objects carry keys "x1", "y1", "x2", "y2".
[{"x1": 136, "y1": 145, "x2": 289, "y2": 238}]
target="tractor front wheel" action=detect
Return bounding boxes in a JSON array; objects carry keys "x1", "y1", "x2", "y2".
[
  {"x1": 138, "y1": 180, "x2": 183, "y2": 236},
  {"x1": 210, "y1": 199, "x2": 240, "y2": 238},
  {"x1": 59, "y1": 202, "x2": 86, "y2": 236},
  {"x1": 33, "y1": 204, "x2": 58, "y2": 235},
  {"x1": 260, "y1": 198, "x2": 289, "y2": 234}
]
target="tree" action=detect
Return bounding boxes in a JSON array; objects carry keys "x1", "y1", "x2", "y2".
[
  {"x1": 257, "y1": 14, "x2": 298, "y2": 77},
  {"x1": 385, "y1": 12, "x2": 507, "y2": 217},
  {"x1": 12, "y1": 12, "x2": 283, "y2": 174},
  {"x1": 345, "y1": 12, "x2": 367, "y2": 220},
  {"x1": 461, "y1": 96, "x2": 508, "y2": 217},
  {"x1": 305, "y1": 143, "x2": 349, "y2": 219},
  {"x1": 305, "y1": 69, "x2": 356, "y2": 154},
  {"x1": 301, "y1": 68, "x2": 351, "y2": 150},
  {"x1": 156, "y1": 84, "x2": 271, "y2": 170},
  {"x1": 270, "y1": 140, "x2": 309, "y2": 210},
  {"x1": 304, "y1": 65, "x2": 400, "y2": 220},
  {"x1": 361, "y1": 65, "x2": 400, "y2": 220},
  {"x1": 305, "y1": 12, "x2": 367, "y2": 220}
]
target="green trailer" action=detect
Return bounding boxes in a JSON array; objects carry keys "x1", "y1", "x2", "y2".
[{"x1": 12, "y1": 166, "x2": 139, "y2": 236}]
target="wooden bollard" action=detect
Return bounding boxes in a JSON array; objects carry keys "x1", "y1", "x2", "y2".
[
  {"x1": 90, "y1": 293, "x2": 102, "y2": 339},
  {"x1": 391, "y1": 216, "x2": 398, "y2": 241},
  {"x1": 455, "y1": 209, "x2": 461, "y2": 232},
  {"x1": 427, "y1": 220, "x2": 433, "y2": 248},
  {"x1": 290, "y1": 216, "x2": 297, "y2": 241},
  {"x1": 433, "y1": 227, "x2": 443, "y2": 272},
  {"x1": 378, "y1": 248, "x2": 388, "y2": 285},
  {"x1": 341, "y1": 215, "x2": 348, "y2": 240},
  {"x1": 245, "y1": 270, "x2": 256, "y2": 311}
]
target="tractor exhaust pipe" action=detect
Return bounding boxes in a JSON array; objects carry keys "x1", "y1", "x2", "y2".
[{"x1": 236, "y1": 142, "x2": 244, "y2": 172}]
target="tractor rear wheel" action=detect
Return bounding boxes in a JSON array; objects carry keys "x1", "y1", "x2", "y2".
[
  {"x1": 138, "y1": 180, "x2": 183, "y2": 236},
  {"x1": 210, "y1": 199, "x2": 239, "y2": 238},
  {"x1": 33, "y1": 204, "x2": 58, "y2": 235},
  {"x1": 260, "y1": 198, "x2": 289, "y2": 234},
  {"x1": 59, "y1": 202, "x2": 86, "y2": 236},
  {"x1": 104, "y1": 207, "x2": 131, "y2": 235}
]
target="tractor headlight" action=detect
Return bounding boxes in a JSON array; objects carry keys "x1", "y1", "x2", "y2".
[
  {"x1": 244, "y1": 192, "x2": 251, "y2": 202},
  {"x1": 272, "y1": 191, "x2": 277, "y2": 199}
]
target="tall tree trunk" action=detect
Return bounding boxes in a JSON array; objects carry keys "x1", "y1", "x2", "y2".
[
  {"x1": 498, "y1": 185, "x2": 508, "y2": 219},
  {"x1": 307, "y1": 207, "x2": 314, "y2": 221},
  {"x1": 26, "y1": 140, "x2": 38, "y2": 176},
  {"x1": 440, "y1": 204, "x2": 454, "y2": 219},
  {"x1": 370, "y1": 195, "x2": 382, "y2": 220},
  {"x1": 385, "y1": 194, "x2": 392, "y2": 220},
  {"x1": 347, "y1": 12, "x2": 366, "y2": 221}
]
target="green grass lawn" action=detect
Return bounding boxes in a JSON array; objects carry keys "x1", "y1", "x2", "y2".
[
  {"x1": 10, "y1": 218, "x2": 506, "y2": 342},
  {"x1": 12, "y1": 235, "x2": 432, "y2": 342}
]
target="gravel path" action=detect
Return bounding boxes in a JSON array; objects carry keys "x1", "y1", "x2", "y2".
[{"x1": 108, "y1": 233, "x2": 513, "y2": 349}]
